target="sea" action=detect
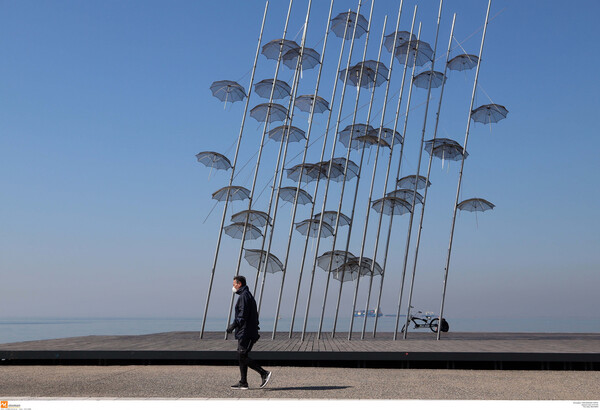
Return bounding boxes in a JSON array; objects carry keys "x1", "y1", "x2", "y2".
[{"x1": 1, "y1": 316, "x2": 599, "y2": 344}]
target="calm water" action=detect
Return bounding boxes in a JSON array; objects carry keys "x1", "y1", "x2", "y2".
[{"x1": 1, "y1": 316, "x2": 598, "y2": 344}]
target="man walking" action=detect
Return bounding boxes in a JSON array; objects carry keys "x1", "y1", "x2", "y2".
[{"x1": 227, "y1": 275, "x2": 272, "y2": 390}]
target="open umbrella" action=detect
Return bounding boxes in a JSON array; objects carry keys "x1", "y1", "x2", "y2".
[
  {"x1": 295, "y1": 95, "x2": 329, "y2": 113},
  {"x1": 471, "y1": 104, "x2": 509, "y2": 124},
  {"x1": 447, "y1": 54, "x2": 479, "y2": 71},
  {"x1": 317, "y1": 250, "x2": 355, "y2": 271},
  {"x1": 254, "y1": 79, "x2": 291, "y2": 100},
  {"x1": 209, "y1": 80, "x2": 246, "y2": 107},
  {"x1": 195, "y1": 151, "x2": 232, "y2": 171},
  {"x1": 413, "y1": 71, "x2": 446, "y2": 89},
  {"x1": 278, "y1": 186, "x2": 312, "y2": 205},
  {"x1": 330, "y1": 11, "x2": 368, "y2": 39},
  {"x1": 354, "y1": 131, "x2": 391, "y2": 149},
  {"x1": 397, "y1": 174, "x2": 431, "y2": 190},
  {"x1": 339, "y1": 60, "x2": 388, "y2": 89},
  {"x1": 314, "y1": 161, "x2": 347, "y2": 182},
  {"x1": 224, "y1": 222, "x2": 263, "y2": 240},
  {"x1": 394, "y1": 40, "x2": 434, "y2": 67},
  {"x1": 268, "y1": 125, "x2": 305, "y2": 143},
  {"x1": 211, "y1": 186, "x2": 250, "y2": 202},
  {"x1": 244, "y1": 249, "x2": 284, "y2": 273},
  {"x1": 425, "y1": 138, "x2": 468, "y2": 165},
  {"x1": 314, "y1": 211, "x2": 351, "y2": 227},
  {"x1": 386, "y1": 189, "x2": 424, "y2": 205},
  {"x1": 286, "y1": 163, "x2": 320, "y2": 183},
  {"x1": 295, "y1": 218, "x2": 334, "y2": 238},
  {"x1": 231, "y1": 210, "x2": 271, "y2": 228},
  {"x1": 339, "y1": 257, "x2": 383, "y2": 277},
  {"x1": 458, "y1": 198, "x2": 495, "y2": 212},
  {"x1": 282, "y1": 47, "x2": 320, "y2": 71},
  {"x1": 261, "y1": 39, "x2": 299, "y2": 60},
  {"x1": 372, "y1": 197, "x2": 412, "y2": 216},
  {"x1": 330, "y1": 157, "x2": 359, "y2": 179},
  {"x1": 250, "y1": 103, "x2": 288, "y2": 123},
  {"x1": 338, "y1": 123, "x2": 374, "y2": 149},
  {"x1": 375, "y1": 127, "x2": 403, "y2": 147},
  {"x1": 384, "y1": 31, "x2": 416, "y2": 53}
]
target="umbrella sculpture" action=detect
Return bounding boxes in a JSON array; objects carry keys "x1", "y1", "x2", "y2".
[
  {"x1": 314, "y1": 161, "x2": 348, "y2": 182},
  {"x1": 386, "y1": 189, "x2": 424, "y2": 205},
  {"x1": 338, "y1": 123, "x2": 374, "y2": 150},
  {"x1": 268, "y1": 125, "x2": 306, "y2": 143},
  {"x1": 330, "y1": 157, "x2": 359, "y2": 180},
  {"x1": 244, "y1": 249, "x2": 284, "y2": 273},
  {"x1": 330, "y1": 11, "x2": 369, "y2": 40},
  {"x1": 295, "y1": 218, "x2": 335, "y2": 238},
  {"x1": 294, "y1": 95, "x2": 329, "y2": 113},
  {"x1": 317, "y1": 250, "x2": 355, "y2": 271},
  {"x1": 250, "y1": 103, "x2": 288, "y2": 123},
  {"x1": 339, "y1": 60, "x2": 389, "y2": 89},
  {"x1": 425, "y1": 138, "x2": 468, "y2": 168},
  {"x1": 458, "y1": 197, "x2": 495, "y2": 227},
  {"x1": 471, "y1": 104, "x2": 509, "y2": 124},
  {"x1": 413, "y1": 71, "x2": 446, "y2": 89},
  {"x1": 261, "y1": 38, "x2": 300, "y2": 60},
  {"x1": 231, "y1": 210, "x2": 271, "y2": 228},
  {"x1": 354, "y1": 130, "x2": 391, "y2": 149},
  {"x1": 314, "y1": 211, "x2": 351, "y2": 227},
  {"x1": 286, "y1": 163, "x2": 321, "y2": 183},
  {"x1": 195, "y1": 151, "x2": 232, "y2": 171},
  {"x1": 209, "y1": 80, "x2": 246, "y2": 107},
  {"x1": 254, "y1": 79, "x2": 292, "y2": 100},
  {"x1": 394, "y1": 39, "x2": 434, "y2": 67},
  {"x1": 376, "y1": 127, "x2": 403, "y2": 147},
  {"x1": 278, "y1": 186, "x2": 313, "y2": 205},
  {"x1": 397, "y1": 174, "x2": 431, "y2": 190},
  {"x1": 447, "y1": 54, "x2": 479, "y2": 71},
  {"x1": 282, "y1": 47, "x2": 321, "y2": 70},
  {"x1": 224, "y1": 222, "x2": 263, "y2": 240},
  {"x1": 211, "y1": 186, "x2": 251, "y2": 202},
  {"x1": 372, "y1": 196, "x2": 413, "y2": 216},
  {"x1": 384, "y1": 30, "x2": 416, "y2": 53},
  {"x1": 339, "y1": 257, "x2": 383, "y2": 277}
]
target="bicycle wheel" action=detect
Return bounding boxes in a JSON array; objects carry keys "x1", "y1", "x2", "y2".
[{"x1": 429, "y1": 318, "x2": 439, "y2": 333}]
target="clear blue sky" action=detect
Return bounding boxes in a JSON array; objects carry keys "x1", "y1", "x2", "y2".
[{"x1": 1, "y1": 0, "x2": 599, "y2": 329}]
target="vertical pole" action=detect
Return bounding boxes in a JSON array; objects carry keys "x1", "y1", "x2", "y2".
[
  {"x1": 200, "y1": 2, "x2": 268, "y2": 339},
  {"x1": 438, "y1": 0, "x2": 491, "y2": 341},
  {"x1": 404, "y1": 8, "x2": 454, "y2": 340}
]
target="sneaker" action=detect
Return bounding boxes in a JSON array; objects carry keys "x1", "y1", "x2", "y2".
[
  {"x1": 259, "y1": 371, "x2": 272, "y2": 388},
  {"x1": 231, "y1": 382, "x2": 249, "y2": 390}
]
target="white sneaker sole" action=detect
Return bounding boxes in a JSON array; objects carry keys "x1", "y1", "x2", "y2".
[{"x1": 260, "y1": 372, "x2": 272, "y2": 388}]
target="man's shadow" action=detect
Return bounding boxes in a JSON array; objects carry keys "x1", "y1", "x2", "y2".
[{"x1": 265, "y1": 386, "x2": 350, "y2": 391}]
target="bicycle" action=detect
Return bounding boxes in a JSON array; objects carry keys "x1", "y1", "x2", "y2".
[{"x1": 401, "y1": 309, "x2": 449, "y2": 333}]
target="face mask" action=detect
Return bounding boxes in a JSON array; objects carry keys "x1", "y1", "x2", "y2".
[{"x1": 232, "y1": 286, "x2": 237, "y2": 293}]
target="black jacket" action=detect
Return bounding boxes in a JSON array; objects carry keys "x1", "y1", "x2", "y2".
[{"x1": 230, "y1": 285, "x2": 260, "y2": 341}]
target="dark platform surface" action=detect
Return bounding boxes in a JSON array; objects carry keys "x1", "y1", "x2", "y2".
[{"x1": 2, "y1": 331, "x2": 599, "y2": 369}]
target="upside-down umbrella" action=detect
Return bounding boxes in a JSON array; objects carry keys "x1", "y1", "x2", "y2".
[
  {"x1": 340, "y1": 60, "x2": 389, "y2": 89},
  {"x1": 250, "y1": 103, "x2": 288, "y2": 123},
  {"x1": 314, "y1": 211, "x2": 351, "y2": 227},
  {"x1": 372, "y1": 197, "x2": 412, "y2": 216},
  {"x1": 338, "y1": 123, "x2": 374, "y2": 149},
  {"x1": 295, "y1": 218, "x2": 334, "y2": 238},
  {"x1": 224, "y1": 222, "x2": 263, "y2": 240},
  {"x1": 317, "y1": 250, "x2": 355, "y2": 271},
  {"x1": 268, "y1": 125, "x2": 305, "y2": 143},
  {"x1": 282, "y1": 47, "x2": 320, "y2": 71},
  {"x1": 413, "y1": 71, "x2": 446, "y2": 89},
  {"x1": 330, "y1": 11, "x2": 369, "y2": 39},
  {"x1": 458, "y1": 198, "x2": 495, "y2": 227},
  {"x1": 425, "y1": 138, "x2": 468, "y2": 166},
  {"x1": 211, "y1": 186, "x2": 251, "y2": 202},
  {"x1": 209, "y1": 80, "x2": 246, "y2": 107},
  {"x1": 231, "y1": 210, "x2": 271, "y2": 228},
  {"x1": 447, "y1": 54, "x2": 479, "y2": 71},
  {"x1": 375, "y1": 127, "x2": 403, "y2": 147},
  {"x1": 386, "y1": 189, "x2": 424, "y2": 205},
  {"x1": 397, "y1": 174, "x2": 431, "y2": 190},
  {"x1": 384, "y1": 31, "x2": 416, "y2": 53},
  {"x1": 244, "y1": 249, "x2": 284, "y2": 273},
  {"x1": 254, "y1": 79, "x2": 291, "y2": 100},
  {"x1": 195, "y1": 151, "x2": 232, "y2": 171},
  {"x1": 295, "y1": 95, "x2": 329, "y2": 113},
  {"x1": 261, "y1": 39, "x2": 299, "y2": 60},
  {"x1": 471, "y1": 104, "x2": 509, "y2": 124},
  {"x1": 278, "y1": 186, "x2": 312, "y2": 205},
  {"x1": 394, "y1": 40, "x2": 434, "y2": 67}
]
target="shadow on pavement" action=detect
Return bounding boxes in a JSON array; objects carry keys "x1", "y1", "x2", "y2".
[{"x1": 265, "y1": 386, "x2": 351, "y2": 391}]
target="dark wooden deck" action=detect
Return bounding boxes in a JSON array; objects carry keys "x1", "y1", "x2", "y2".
[{"x1": 2, "y1": 331, "x2": 599, "y2": 370}]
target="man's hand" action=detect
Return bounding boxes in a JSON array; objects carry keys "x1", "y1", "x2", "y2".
[{"x1": 226, "y1": 323, "x2": 236, "y2": 334}]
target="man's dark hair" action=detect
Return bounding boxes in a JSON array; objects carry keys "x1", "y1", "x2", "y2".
[{"x1": 233, "y1": 275, "x2": 246, "y2": 287}]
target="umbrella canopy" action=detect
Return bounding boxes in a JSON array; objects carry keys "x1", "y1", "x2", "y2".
[
  {"x1": 413, "y1": 71, "x2": 446, "y2": 89},
  {"x1": 372, "y1": 197, "x2": 412, "y2": 216},
  {"x1": 339, "y1": 257, "x2": 383, "y2": 277},
  {"x1": 330, "y1": 157, "x2": 359, "y2": 178},
  {"x1": 386, "y1": 189, "x2": 424, "y2": 205},
  {"x1": 457, "y1": 198, "x2": 495, "y2": 212},
  {"x1": 340, "y1": 60, "x2": 389, "y2": 89},
  {"x1": 295, "y1": 218, "x2": 334, "y2": 238},
  {"x1": 278, "y1": 186, "x2": 312, "y2": 205},
  {"x1": 261, "y1": 38, "x2": 299, "y2": 60},
  {"x1": 282, "y1": 47, "x2": 320, "y2": 70},
  {"x1": 330, "y1": 11, "x2": 369, "y2": 39},
  {"x1": 374, "y1": 127, "x2": 403, "y2": 147},
  {"x1": 231, "y1": 210, "x2": 271, "y2": 228},
  {"x1": 250, "y1": 103, "x2": 288, "y2": 123},
  {"x1": 447, "y1": 54, "x2": 479, "y2": 71},
  {"x1": 338, "y1": 123, "x2": 374, "y2": 149},
  {"x1": 317, "y1": 250, "x2": 355, "y2": 271},
  {"x1": 314, "y1": 161, "x2": 347, "y2": 182},
  {"x1": 286, "y1": 163, "x2": 321, "y2": 183},
  {"x1": 384, "y1": 30, "x2": 417, "y2": 53},
  {"x1": 471, "y1": 104, "x2": 509, "y2": 124},
  {"x1": 212, "y1": 186, "x2": 251, "y2": 202},
  {"x1": 314, "y1": 210, "x2": 351, "y2": 227},
  {"x1": 354, "y1": 131, "x2": 391, "y2": 149},
  {"x1": 268, "y1": 124, "x2": 306, "y2": 143},
  {"x1": 294, "y1": 95, "x2": 329, "y2": 113},
  {"x1": 394, "y1": 40, "x2": 434, "y2": 67},
  {"x1": 397, "y1": 174, "x2": 431, "y2": 190},
  {"x1": 254, "y1": 79, "x2": 291, "y2": 100},
  {"x1": 244, "y1": 249, "x2": 284, "y2": 273},
  {"x1": 195, "y1": 151, "x2": 232, "y2": 171},
  {"x1": 224, "y1": 222, "x2": 263, "y2": 240},
  {"x1": 209, "y1": 80, "x2": 246, "y2": 104},
  {"x1": 425, "y1": 138, "x2": 468, "y2": 161}
]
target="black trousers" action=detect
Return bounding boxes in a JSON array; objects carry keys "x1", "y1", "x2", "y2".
[{"x1": 237, "y1": 337, "x2": 266, "y2": 383}]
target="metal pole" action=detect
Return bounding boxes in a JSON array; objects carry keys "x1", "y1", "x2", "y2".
[
  {"x1": 438, "y1": 0, "x2": 491, "y2": 341},
  {"x1": 404, "y1": 6, "x2": 453, "y2": 340},
  {"x1": 273, "y1": 0, "x2": 334, "y2": 339},
  {"x1": 224, "y1": 0, "x2": 294, "y2": 340},
  {"x1": 200, "y1": 2, "x2": 268, "y2": 339},
  {"x1": 306, "y1": 0, "x2": 375, "y2": 342},
  {"x1": 288, "y1": 5, "x2": 356, "y2": 338}
]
